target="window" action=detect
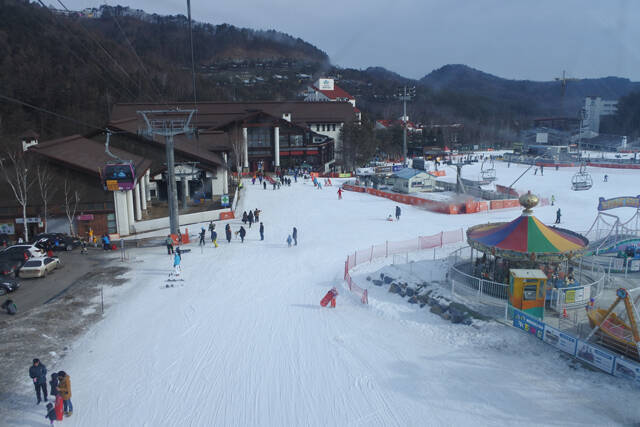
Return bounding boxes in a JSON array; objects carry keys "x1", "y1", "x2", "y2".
[
  {"x1": 23, "y1": 260, "x2": 41, "y2": 267},
  {"x1": 316, "y1": 124, "x2": 320, "y2": 131},
  {"x1": 332, "y1": 124, "x2": 336, "y2": 131},
  {"x1": 523, "y1": 285, "x2": 538, "y2": 300},
  {"x1": 247, "y1": 127, "x2": 271, "y2": 148},
  {"x1": 107, "y1": 213, "x2": 117, "y2": 234}
]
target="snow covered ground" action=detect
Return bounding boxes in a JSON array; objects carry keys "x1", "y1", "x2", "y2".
[{"x1": 7, "y1": 164, "x2": 640, "y2": 426}]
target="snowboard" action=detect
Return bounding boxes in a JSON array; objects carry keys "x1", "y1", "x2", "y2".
[
  {"x1": 320, "y1": 291, "x2": 336, "y2": 307},
  {"x1": 55, "y1": 395, "x2": 63, "y2": 421}
]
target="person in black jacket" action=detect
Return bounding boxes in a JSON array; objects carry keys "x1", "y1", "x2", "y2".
[
  {"x1": 292, "y1": 227, "x2": 298, "y2": 246},
  {"x1": 259, "y1": 222, "x2": 264, "y2": 241},
  {"x1": 395, "y1": 206, "x2": 401, "y2": 221},
  {"x1": 247, "y1": 210, "x2": 254, "y2": 228},
  {"x1": 225, "y1": 224, "x2": 232, "y2": 243},
  {"x1": 29, "y1": 358, "x2": 48, "y2": 404},
  {"x1": 239, "y1": 226, "x2": 246, "y2": 243},
  {"x1": 49, "y1": 372, "x2": 59, "y2": 398},
  {"x1": 45, "y1": 402, "x2": 56, "y2": 425}
]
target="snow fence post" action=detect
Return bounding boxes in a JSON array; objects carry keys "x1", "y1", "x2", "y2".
[{"x1": 370, "y1": 245, "x2": 374, "y2": 262}]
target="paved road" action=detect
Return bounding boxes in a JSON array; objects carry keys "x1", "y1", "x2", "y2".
[{"x1": 1, "y1": 247, "x2": 121, "y2": 315}]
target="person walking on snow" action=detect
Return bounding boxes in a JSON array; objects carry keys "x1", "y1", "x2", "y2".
[
  {"x1": 242, "y1": 211, "x2": 248, "y2": 224},
  {"x1": 199, "y1": 227, "x2": 206, "y2": 246},
  {"x1": 259, "y1": 222, "x2": 264, "y2": 241},
  {"x1": 29, "y1": 358, "x2": 48, "y2": 404},
  {"x1": 551, "y1": 195, "x2": 555, "y2": 206},
  {"x1": 555, "y1": 208, "x2": 561, "y2": 224},
  {"x1": 287, "y1": 234, "x2": 292, "y2": 247},
  {"x1": 45, "y1": 402, "x2": 56, "y2": 425},
  {"x1": 239, "y1": 226, "x2": 246, "y2": 243},
  {"x1": 248, "y1": 210, "x2": 254, "y2": 228},
  {"x1": 56, "y1": 371, "x2": 72, "y2": 417},
  {"x1": 263, "y1": 181, "x2": 267, "y2": 190},
  {"x1": 395, "y1": 205, "x2": 401, "y2": 221},
  {"x1": 225, "y1": 224, "x2": 232, "y2": 243},
  {"x1": 254, "y1": 208, "x2": 260, "y2": 222},
  {"x1": 292, "y1": 227, "x2": 298, "y2": 246},
  {"x1": 212, "y1": 230, "x2": 218, "y2": 248},
  {"x1": 49, "y1": 373, "x2": 59, "y2": 398},
  {"x1": 337, "y1": 188, "x2": 343, "y2": 200}
]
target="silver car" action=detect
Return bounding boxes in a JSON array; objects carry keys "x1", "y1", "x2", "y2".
[{"x1": 19, "y1": 257, "x2": 61, "y2": 279}]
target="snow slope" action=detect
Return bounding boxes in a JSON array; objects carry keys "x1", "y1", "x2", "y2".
[{"x1": 11, "y1": 169, "x2": 640, "y2": 426}]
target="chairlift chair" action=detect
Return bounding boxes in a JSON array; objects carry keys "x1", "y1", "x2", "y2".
[
  {"x1": 571, "y1": 164, "x2": 593, "y2": 191},
  {"x1": 481, "y1": 159, "x2": 497, "y2": 182}
]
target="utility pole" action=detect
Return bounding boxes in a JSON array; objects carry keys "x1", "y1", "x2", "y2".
[
  {"x1": 138, "y1": 109, "x2": 196, "y2": 234},
  {"x1": 397, "y1": 86, "x2": 416, "y2": 165}
]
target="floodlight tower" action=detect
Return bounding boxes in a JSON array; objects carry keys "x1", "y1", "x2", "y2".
[
  {"x1": 138, "y1": 109, "x2": 197, "y2": 234},
  {"x1": 397, "y1": 85, "x2": 416, "y2": 165}
]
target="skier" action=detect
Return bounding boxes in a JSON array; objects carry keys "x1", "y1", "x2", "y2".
[
  {"x1": 165, "y1": 235, "x2": 174, "y2": 255},
  {"x1": 337, "y1": 188, "x2": 343, "y2": 200},
  {"x1": 173, "y1": 251, "x2": 182, "y2": 276},
  {"x1": 604, "y1": 174, "x2": 608, "y2": 182},
  {"x1": 1, "y1": 298, "x2": 17, "y2": 315},
  {"x1": 212, "y1": 229, "x2": 218, "y2": 248},
  {"x1": 225, "y1": 224, "x2": 232, "y2": 243},
  {"x1": 239, "y1": 226, "x2": 246, "y2": 243},
  {"x1": 551, "y1": 195, "x2": 555, "y2": 206},
  {"x1": 209, "y1": 222, "x2": 216, "y2": 242},
  {"x1": 555, "y1": 208, "x2": 561, "y2": 224},
  {"x1": 248, "y1": 210, "x2": 254, "y2": 228},
  {"x1": 292, "y1": 227, "x2": 298, "y2": 246},
  {"x1": 287, "y1": 234, "x2": 292, "y2": 247},
  {"x1": 320, "y1": 287, "x2": 338, "y2": 308},
  {"x1": 29, "y1": 358, "x2": 48, "y2": 404},
  {"x1": 199, "y1": 227, "x2": 206, "y2": 246},
  {"x1": 56, "y1": 371, "x2": 72, "y2": 417},
  {"x1": 395, "y1": 205, "x2": 401, "y2": 221},
  {"x1": 259, "y1": 222, "x2": 264, "y2": 241}
]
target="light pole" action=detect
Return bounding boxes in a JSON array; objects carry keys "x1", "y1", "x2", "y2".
[{"x1": 397, "y1": 86, "x2": 416, "y2": 165}]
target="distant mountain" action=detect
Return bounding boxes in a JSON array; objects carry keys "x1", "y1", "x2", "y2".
[{"x1": 419, "y1": 64, "x2": 640, "y2": 116}]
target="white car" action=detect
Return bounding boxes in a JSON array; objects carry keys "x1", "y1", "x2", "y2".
[
  {"x1": 19, "y1": 257, "x2": 61, "y2": 279},
  {"x1": 1, "y1": 244, "x2": 46, "y2": 259}
]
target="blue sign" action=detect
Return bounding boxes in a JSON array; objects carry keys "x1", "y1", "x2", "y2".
[
  {"x1": 513, "y1": 309, "x2": 545, "y2": 340},
  {"x1": 392, "y1": 165, "x2": 405, "y2": 172},
  {"x1": 576, "y1": 340, "x2": 615, "y2": 374},
  {"x1": 543, "y1": 325, "x2": 577, "y2": 355}
]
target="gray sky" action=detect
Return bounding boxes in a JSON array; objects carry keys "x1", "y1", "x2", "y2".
[{"x1": 59, "y1": 0, "x2": 640, "y2": 81}]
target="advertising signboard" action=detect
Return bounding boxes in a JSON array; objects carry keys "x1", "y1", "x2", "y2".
[
  {"x1": 597, "y1": 196, "x2": 640, "y2": 211},
  {"x1": 221, "y1": 194, "x2": 230, "y2": 207},
  {"x1": 576, "y1": 341, "x2": 615, "y2": 374},
  {"x1": 543, "y1": 325, "x2": 577, "y2": 355},
  {"x1": 613, "y1": 358, "x2": 640, "y2": 384},
  {"x1": 0, "y1": 223, "x2": 15, "y2": 234},
  {"x1": 513, "y1": 309, "x2": 544, "y2": 340}
]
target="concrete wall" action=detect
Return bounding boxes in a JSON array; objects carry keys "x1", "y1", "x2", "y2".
[{"x1": 131, "y1": 208, "x2": 230, "y2": 234}]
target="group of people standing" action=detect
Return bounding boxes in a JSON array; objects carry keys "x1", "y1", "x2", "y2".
[{"x1": 29, "y1": 358, "x2": 73, "y2": 422}]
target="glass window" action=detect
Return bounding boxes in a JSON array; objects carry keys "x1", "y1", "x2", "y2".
[
  {"x1": 523, "y1": 285, "x2": 538, "y2": 300},
  {"x1": 316, "y1": 124, "x2": 320, "y2": 131},
  {"x1": 247, "y1": 127, "x2": 271, "y2": 148},
  {"x1": 107, "y1": 213, "x2": 117, "y2": 234},
  {"x1": 290, "y1": 134, "x2": 303, "y2": 146},
  {"x1": 332, "y1": 124, "x2": 336, "y2": 131}
]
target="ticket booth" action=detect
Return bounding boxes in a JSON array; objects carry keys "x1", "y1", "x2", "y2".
[{"x1": 509, "y1": 269, "x2": 547, "y2": 320}]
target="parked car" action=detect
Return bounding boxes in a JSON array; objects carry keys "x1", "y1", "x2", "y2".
[
  {"x1": 0, "y1": 256, "x2": 24, "y2": 278},
  {"x1": 0, "y1": 277, "x2": 20, "y2": 295},
  {"x1": 32, "y1": 233, "x2": 80, "y2": 251},
  {"x1": 18, "y1": 257, "x2": 61, "y2": 279},
  {"x1": 0, "y1": 233, "x2": 11, "y2": 247},
  {"x1": 1, "y1": 244, "x2": 46, "y2": 259}
]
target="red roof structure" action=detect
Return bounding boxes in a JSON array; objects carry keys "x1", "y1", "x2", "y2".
[{"x1": 311, "y1": 84, "x2": 354, "y2": 101}]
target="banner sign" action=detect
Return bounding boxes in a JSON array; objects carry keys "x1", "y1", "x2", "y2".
[
  {"x1": 598, "y1": 196, "x2": 640, "y2": 211},
  {"x1": 576, "y1": 340, "x2": 615, "y2": 374},
  {"x1": 513, "y1": 309, "x2": 544, "y2": 340},
  {"x1": 613, "y1": 358, "x2": 640, "y2": 384},
  {"x1": 15, "y1": 217, "x2": 41, "y2": 224},
  {"x1": 77, "y1": 214, "x2": 94, "y2": 221},
  {"x1": 221, "y1": 194, "x2": 230, "y2": 207},
  {"x1": 543, "y1": 325, "x2": 577, "y2": 355},
  {"x1": 0, "y1": 223, "x2": 15, "y2": 234}
]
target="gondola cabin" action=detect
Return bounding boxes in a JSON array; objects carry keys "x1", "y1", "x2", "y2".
[
  {"x1": 508, "y1": 269, "x2": 547, "y2": 320},
  {"x1": 102, "y1": 163, "x2": 136, "y2": 191}
]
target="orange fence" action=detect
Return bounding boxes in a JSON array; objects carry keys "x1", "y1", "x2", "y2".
[
  {"x1": 343, "y1": 228, "x2": 465, "y2": 304},
  {"x1": 429, "y1": 170, "x2": 446, "y2": 177},
  {"x1": 587, "y1": 162, "x2": 640, "y2": 169}
]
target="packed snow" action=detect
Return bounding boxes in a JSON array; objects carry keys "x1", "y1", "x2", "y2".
[{"x1": 8, "y1": 163, "x2": 640, "y2": 426}]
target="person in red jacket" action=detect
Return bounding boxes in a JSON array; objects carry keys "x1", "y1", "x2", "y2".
[
  {"x1": 337, "y1": 188, "x2": 343, "y2": 200},
  {"x1": 320, "y1": 287, "x2": 338, "y2": 308}
]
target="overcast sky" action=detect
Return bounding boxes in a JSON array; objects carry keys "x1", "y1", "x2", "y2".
[{"x1": 59, "y1": 0, "x2": 640, "y2": 81}]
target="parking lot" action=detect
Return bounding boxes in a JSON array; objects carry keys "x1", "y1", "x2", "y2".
[{"x1": 1, "y1": 247, "x2": 125, "y2": 316}]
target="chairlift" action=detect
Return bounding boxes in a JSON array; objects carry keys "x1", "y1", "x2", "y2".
[
  {"x1": 101, "y1": 131, "x2": 136, "y2": 191},
  {"x1": 571, "y1": 163, "x2": 593, "y2": 191},
  {"x1": 481, "y1": 159, "x2": 496, "y2": 182}
]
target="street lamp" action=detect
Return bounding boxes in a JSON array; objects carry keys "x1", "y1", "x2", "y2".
[{"x1": 397, "y1": 86, "x2": 416, "y2": 165}]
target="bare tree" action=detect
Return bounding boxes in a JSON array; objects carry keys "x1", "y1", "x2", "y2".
[
  {"x1": 63, "y1": 175, "x2": 80, "y2": 236},
  {"x1": 35, "y1": 161, "x2": 57, "y2": 233},
  {"x1": 0, "y1": 147, "x2": 34, "y2": 241},
  {"x1": 228, "y1": 123, "x2": 245, "y2": 178}
]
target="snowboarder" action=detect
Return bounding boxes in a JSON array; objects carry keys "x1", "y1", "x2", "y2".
[
  {"x1": 337, "y1": 188, "x2": 343, "y2": 200},
  {"x1": 395, "y1": 205, "x2": 401, "y2": 221},
  {"x1": 239, "y1": 226, "x2": 246, "y2": 243},
  {"x1": 173, "y1": 251, "x2": 182, "y2": 276},
  {"x1": 165, "y1": 235, "x2": 174, "y2": 255},
  {"x1": 225, "y1": 224, "x2": 232, "y2": 243},
  {"x1": 320, "y1": 287, "x2": 338, "y2": 308},
  {"x1": 551, "y1": 195, "x2": 555, "y2": 206},
  {"x1": 56, "y1": 371, "x2": 72, "y2": 417},
  {"x1": 1, "y1": 298, "x2": 17, "y2": 315},
  {"x1": 29, "y1": 358, "x2": 48, "y2": 404},
  {"x1": 45, "y1": 402, "x2": 56, "y2": 425},
  {"x1": 292, "y1": 227, "x2": 298, "y2": 246},
  {"x1": 555, "y1": 208, "x2": 561, "y2": 224},
  {"x1": 199, "y1": 227, "x2": 206, "y2": 246},
  {"x1": 259, "y1": 222, "x2": 264, "y2": 241},
  {"x1": 287, "y1": 235, "x2": 292, "y2": 247}
]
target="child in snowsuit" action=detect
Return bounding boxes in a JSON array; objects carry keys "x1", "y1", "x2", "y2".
[
  {"x1": 173, "y1": 251, "x2": 182, "y2": 276},
  {"x1": 287, "y1": 235, "x2": 292, "y2": 247},
  {"x1": 45, "y1": 402, "x2": 56, "y2": 425},
  {"x1": 212, "y1": 231, "x2": 218, "y2": 248},
  {"x1": 320, "y1": 287, "x2": 338, "y2": 308}
]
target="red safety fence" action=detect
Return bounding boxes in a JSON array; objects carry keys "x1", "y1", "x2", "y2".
[
  {"x1": 587, "y1": 163, "x2": 640, "y2": 169},
  {"x1": 343, "y1": 228, "x2": 464, "y2": 304}
]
